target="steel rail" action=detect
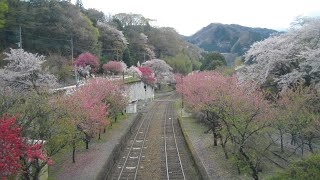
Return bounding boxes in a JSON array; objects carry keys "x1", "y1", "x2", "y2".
[
  {"x1": 117, "y1": 102, "x2": 159, "y2": 180},
  {"x1": 164, "y1": 102, "x2": 186, "y2": 180}
]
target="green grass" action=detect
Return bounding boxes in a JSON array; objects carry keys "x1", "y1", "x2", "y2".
[
  {"x1": 123, "y1": 77, "x2": 141, "y2": 84},
  {"x1": 155, "y1": 84, "x2": 174, "y2": 93}
]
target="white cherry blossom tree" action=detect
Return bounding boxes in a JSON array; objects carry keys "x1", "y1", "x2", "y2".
[
  {"x1": 237, "y1": 17, "x2": 320, "y2": 92},
  {"x1": 0, "y1": 49, "x2": 57, "y2": 93}
]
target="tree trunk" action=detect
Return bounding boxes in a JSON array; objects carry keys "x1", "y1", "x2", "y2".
[
  {"x1": 85, "y1": 140, "x2": 89, "y2": 149},
  {"x1": 220, "y1": 136, "x2": 229, "y2": 159},
  {"x1": 22, "y1": 161, "x2": 31, "y2": 180},
  {"x1": 98, "y1": 130, "x2": 101, "y2": 140},
  {"x1": 280, "y1": 129, "x2": 284, "y2": 153},
  {"x1": 23, "y1": 172, "x2": 31, "y2": 180},
  {"x1": 221, "y1": 144, "x2": 229, "y2": 159},
  {"x1": 104, "y1": 128, "x2": 106, "y2": 133},
  {"x1": 213, "y1": 131, "x2": 218, "y2": 146},
  {"x1": 72, "y1": 143, "x2": 76, "y2": 163},
  {"x1": 239, "y1": 147, "x2": 259, "y2": 180},
  {"x1": 237, "y1": 165, "x2": 241, "y2": 175},
  {"x1": 301, "y1": 138, "x2": 304, "y2": 156},
  {"x1": 32, "y1": 159, "x2": 42, "y2": 180},
  {"x1": 307, "y1": 139, "x2": 313, "y2": 153},
  {"x1": 33, "y1": 168, "x2": 41, "y2": 180},
  {"x1": 84, "y1": 133, "x2": 90, "y2": 149},
  {"x1": 291, "y1": 133, "x2": 296, "y2": 146},
  {"x1": 252, "y1": 170, "x2": 259, "y2": 180},
  {"x1": 206, "y1": 111, "x2": 218, "y2": 146}
]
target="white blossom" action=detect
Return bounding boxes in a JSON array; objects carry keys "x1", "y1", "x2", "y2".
[
  {"x1": 97, "y1": 21, "x2": 129, "y2": 46},
  {"x1": 120, "y1": 61, "x2": 127, "y2": 72},
  {"x1": 0, "y1": 49, "x2": 57, "y2": 92},
  {"x1": 127, "y1": 66, "x2": 142, "y2": 78},
  {"x1": 237, "y1": 17, "x2": 320, "y2": 92},
  {"x1": 142, "y1": 59, "x2": 174, "y2": 84}
]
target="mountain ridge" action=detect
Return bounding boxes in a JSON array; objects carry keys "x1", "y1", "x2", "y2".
[{"x1": 186, "y1": 23, "x2": 278, "y2": 55}]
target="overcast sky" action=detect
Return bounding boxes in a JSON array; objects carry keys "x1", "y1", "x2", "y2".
[{"x1": 78, "y1": 0, "x2": 320, "y2": 36}]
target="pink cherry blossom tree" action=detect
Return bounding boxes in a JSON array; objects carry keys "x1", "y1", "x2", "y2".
[
  {"x1": 176, "y1": 71, "x2": 273, "y2": 179},
  {"x1": 138, "y1": 66, "x2": 156, "y2": 86},
  {"x1": 102, "y1": 60, "x2": 126, "y2": 75},
  {"x1": 58, "y1": 78, "x2": 128, "y2": 162},
  {"x1": 0, "y1": 115, "x2": 51, "y2": 179},
  {"x1": 74, "y1": 52, "x2": 99, "y2": 73}
]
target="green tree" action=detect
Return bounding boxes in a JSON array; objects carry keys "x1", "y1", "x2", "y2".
[
  {"x1": 0, "y1": 0, "x2": 8, "y2": 28},
  {"x1": 83, "y1": 8, "x2": 105, "y2": 26},
  {"x1": 98, "y1": 21, "x2": 128, "y2": 61},
  {"x1": 44, "y1": 54, "x2": 73, "y2": 85},
  {"x1": 164, "y1": 54, "x2": 193, "y2": 75},
  {"x1": 269, "y1": 154, "x2": 320, "y2": 180},
  {"x1": 7, "y1": 91, "x2": 76, "y2": 179},
  {"x1": 276, "y1": 84, "x2": 320, "y2": 154},
  {"x1": 200, "y1": 52, "x2": 227, "y2": 70},
  {"x1": 234, "y1": 56, "x2": 244, "y2": 66},
  {"x1": 2, "y1": 0, "x2": 99, "y2": 55},
  {"x1": 75, "y1": 0, "x2": 83, "y2": 8}
]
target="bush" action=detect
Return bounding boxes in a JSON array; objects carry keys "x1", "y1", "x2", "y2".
[{"x1": 269, "y1": 154, "x2": 320, "y2": 180}]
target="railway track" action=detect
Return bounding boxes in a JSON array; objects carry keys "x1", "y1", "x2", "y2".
[
  {"x1": 162, "y1": 102, "x2": 186, "y2": 180},
  {"x1": 111, "y1": 101, "x2": 161, "y2": 180},
  {"x1": 110, "y1": 93, "x2": 199, "y2": 180}
]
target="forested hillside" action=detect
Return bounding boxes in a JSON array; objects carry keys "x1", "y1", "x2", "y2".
[
  {"x1": 187, "y1": 23, "x2": 277, "y2": 55},
  {"x1": 0, "y1": 0, "x2": 202, "y2": 76}
]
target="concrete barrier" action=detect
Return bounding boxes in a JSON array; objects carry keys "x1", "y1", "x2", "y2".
[
  {"x1": 96, "y1": 112, "x2": 143, "y2": 180},
  {"x1": 177, "y1": 117, "x2": 210, "y2": 180}
]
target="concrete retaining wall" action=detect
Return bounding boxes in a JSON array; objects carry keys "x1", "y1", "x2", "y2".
[
  {"x1": 96, "y1": 112, "x2": 143, "y2": 180},
  {"x1": 177, "y1": 117, "x2": 210, "y2": 180}
]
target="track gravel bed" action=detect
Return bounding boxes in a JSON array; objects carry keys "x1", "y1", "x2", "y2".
[
  {"x1": 170, "y1": 112, "x2": 201, "y2": 180},
  {"x1": 136, "y1": 103, "x2": 165, "y2": 179},
  {"x1": 109, "y1": 93, "x2": 201, "y2": 180}
]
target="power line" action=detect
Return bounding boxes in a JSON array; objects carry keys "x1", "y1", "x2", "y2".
[
  {"x1": 2, "y1": 29, "x2": 70, "y2": 42},
  {"x1": 1, "y1": 28, "x2": 101, "y2": 56}
]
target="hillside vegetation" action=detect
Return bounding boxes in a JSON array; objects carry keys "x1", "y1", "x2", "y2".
[
  {"x1": 0, "y1": 0, "x2": 202, "y2": 77},
  {"x1": 187, "y1": 23, "x2": 277, "y2": 55}
]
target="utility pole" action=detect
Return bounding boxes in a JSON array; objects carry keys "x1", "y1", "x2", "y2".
[
  {"x1": 105, "y1": 48, "x2": 121, "y2": 61},
  {"x1": 181, "y1": 76, "x2": 184, "y2": 116},
  {"x1": 71, "y1": 37, "x2": 73, "y2": 62},
  {"x1": 19, "y1": 25, "x2": 22, "y2": 49},
  {"x1": 116, "y1": 49, "x2": 119, "y2": 61},
  {"x1": 70, "y1": 37, "x2": 78, "y2": 86}
]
